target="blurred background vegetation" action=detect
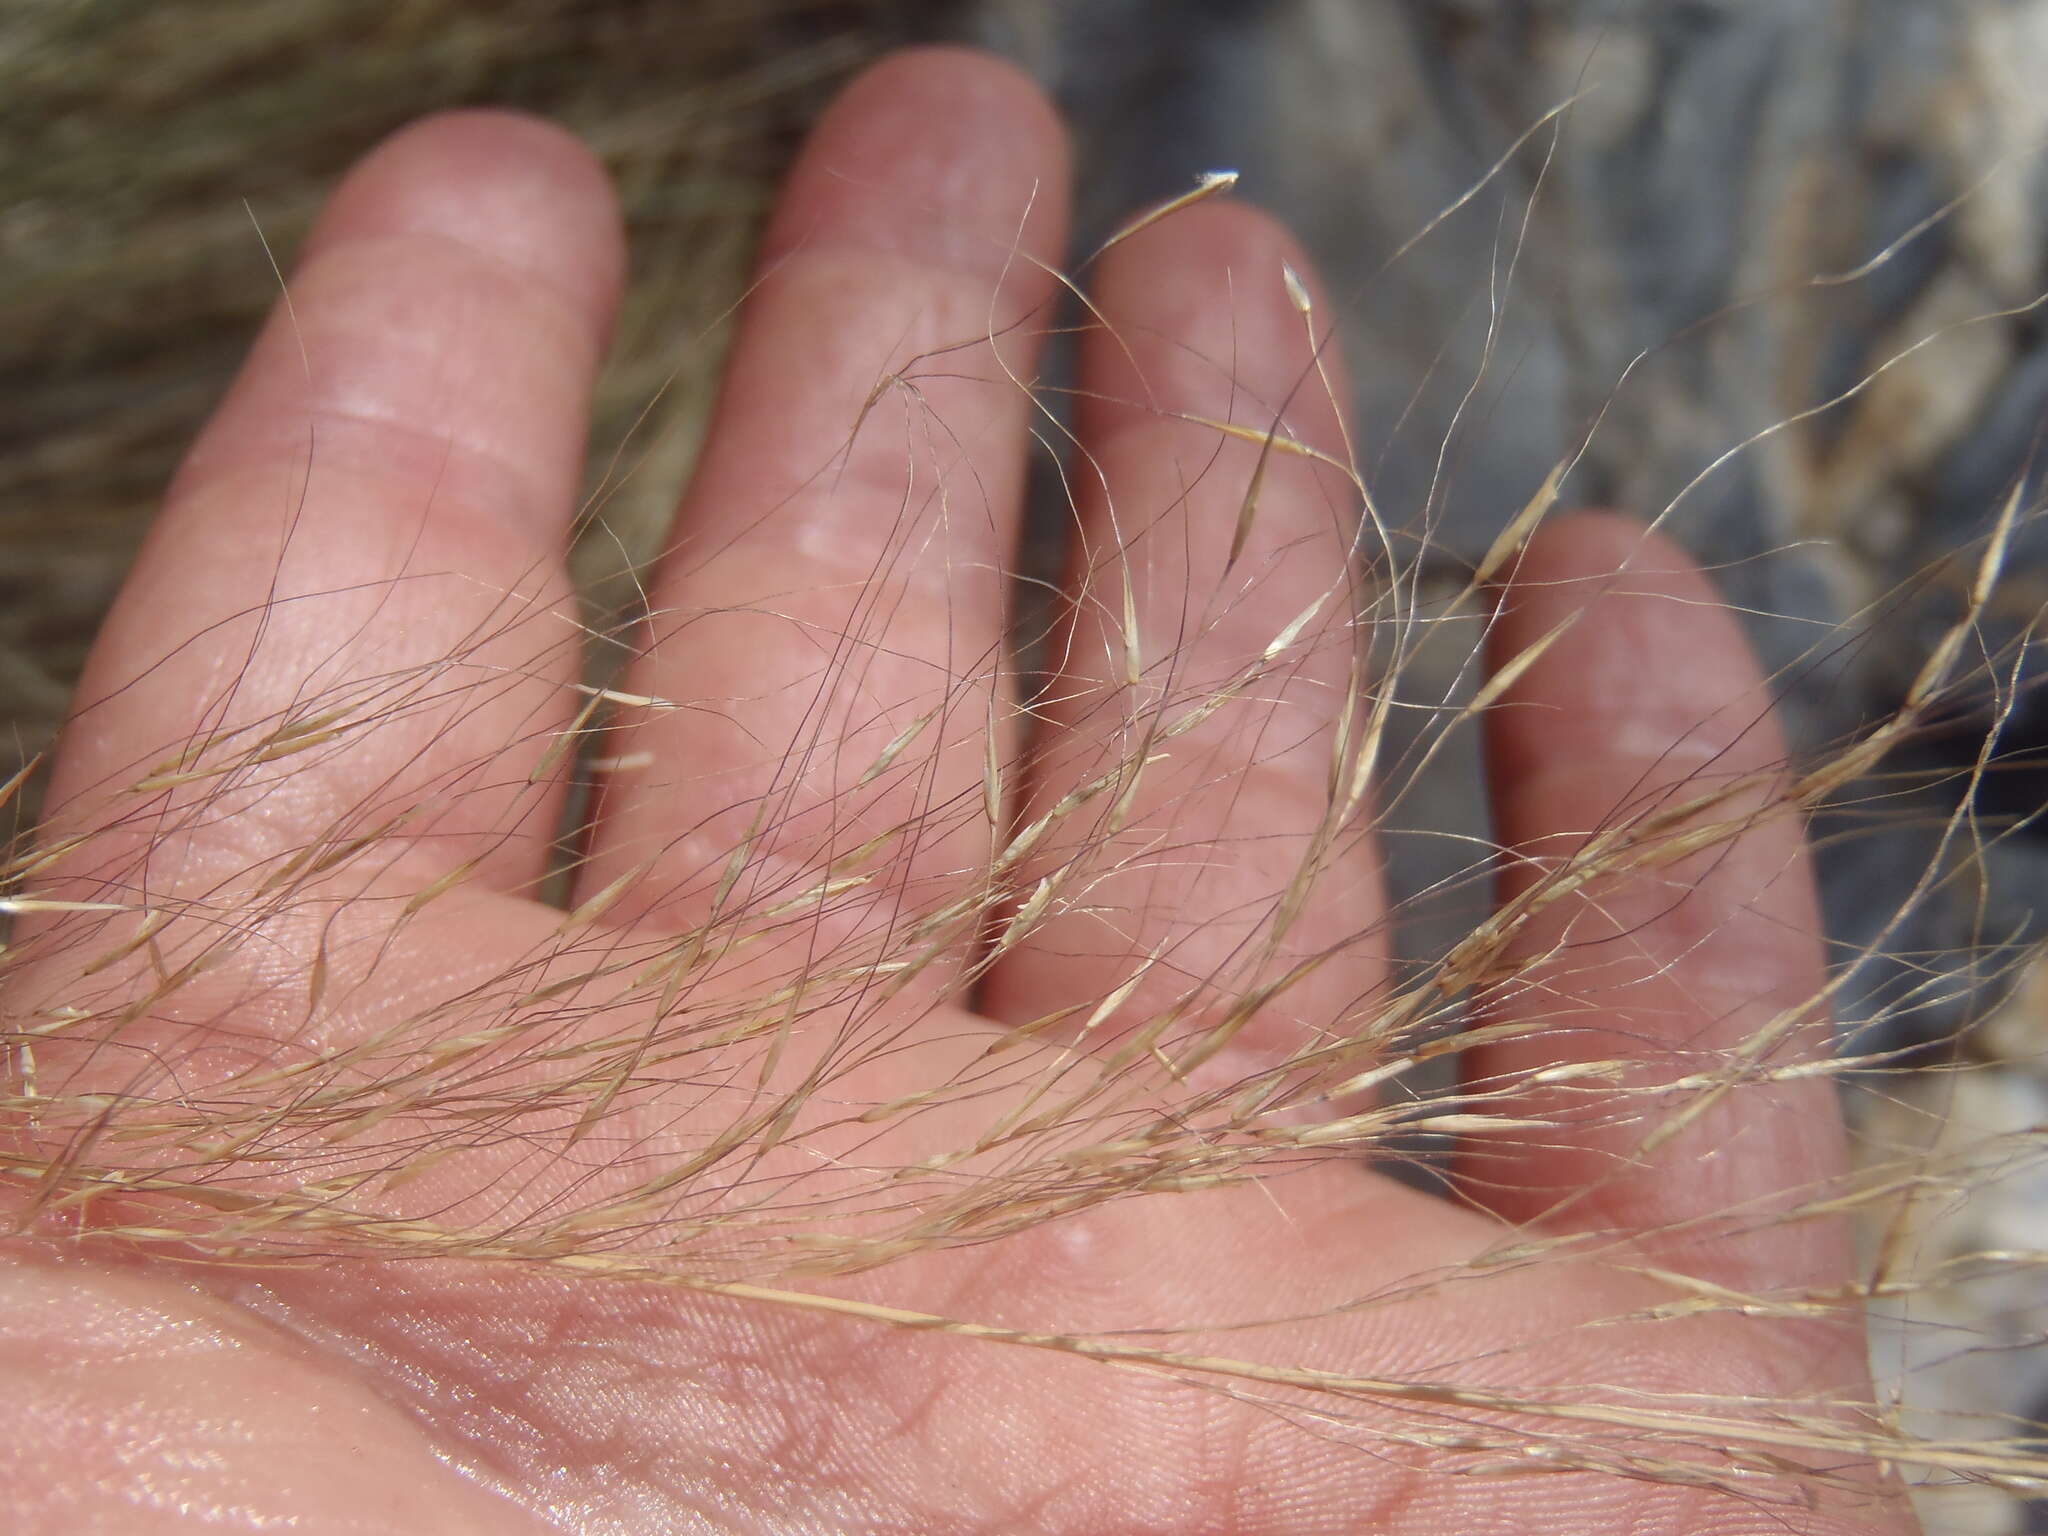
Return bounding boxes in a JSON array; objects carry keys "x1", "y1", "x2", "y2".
[{"x1": 0, "y1": 0, "x2": 948, "y2": 804}]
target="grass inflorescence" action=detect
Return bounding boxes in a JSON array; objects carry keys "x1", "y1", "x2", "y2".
[{"x1": 7, "y1": 25, "x2": 2048, "y2": 1533}]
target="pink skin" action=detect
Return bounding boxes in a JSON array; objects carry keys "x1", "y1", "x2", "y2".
[{"x1": 2, "y1": 48, "x2": 1913, "y2": 1535}]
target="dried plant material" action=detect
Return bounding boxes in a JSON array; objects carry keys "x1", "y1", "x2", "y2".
[
  {"x1": 7, "y1": 19, "x2": 2048, "y2": 1536},
  {"x1": 1090, "y1": 169, "x2": 1241, "y2": 261}
]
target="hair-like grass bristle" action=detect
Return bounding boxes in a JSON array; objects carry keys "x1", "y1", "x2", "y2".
[{"x1": 7, "y1": 49, "x2": 2048, "y2": 1528}]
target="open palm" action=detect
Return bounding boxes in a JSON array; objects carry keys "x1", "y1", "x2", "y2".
[{"x1": 5, "y1": 48, "x2": 1908, "y2": 1535}]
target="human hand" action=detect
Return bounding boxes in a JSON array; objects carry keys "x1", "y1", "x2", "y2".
[{"x1": 3, "y1": 47, "x2": 1911, "y2": 1534}]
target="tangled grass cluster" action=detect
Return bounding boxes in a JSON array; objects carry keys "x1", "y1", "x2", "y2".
[{"x1": 4, "y1": 69, "x2": 2048, "y2": 1533}]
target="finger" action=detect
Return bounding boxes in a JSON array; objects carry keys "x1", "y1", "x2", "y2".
[
  {"x1": 48, "y1": 111, "x2": 625, "y2": 898},
  {"x1": 977, "y1": 202, "x2": 1384, "y2": 1092},
  {"x1": 1462, "y1": 513, "x2": 1846, "y2": 1290},
  {"x1": 580, "y1": 49, "x2": 1068, "y2": 967}
]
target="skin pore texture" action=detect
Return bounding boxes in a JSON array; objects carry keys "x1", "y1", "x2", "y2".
[{"x1": 0, "y1": 47, "x2": 1919, "y2": 1535}]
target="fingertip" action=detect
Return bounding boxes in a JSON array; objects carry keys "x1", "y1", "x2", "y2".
[
  {"x1": 1102, "y1": 197, "x2": 1314, "y2": 280},
  {"x1": 1487, "y1": 508, "x2": 1766, "y2": 754},
  {"x1": 305, "y1": 107, "x2": 627, "y2": 323},
  {"x1": 174, "y1": 106, "x2": 628, "y2": 519},
  {"x1": 760, "y1": 45, "x2": 1070, "y2": 277},
  {"x1": 1504, "y1": 510, "x2": 1694, "y2": 594},
  {"x1": 1095, "y1": 198, "x2": 1321, "y2": 322},
  {"x1": 848, "y1": 42, "x2": 1056, "y2": 121},
  {"x1": 1082, "y1": 198, "x2": 1349, "y2": 446}
]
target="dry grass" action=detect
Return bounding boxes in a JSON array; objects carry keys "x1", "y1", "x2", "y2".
[{"x1": 4, "y1": 9, "x2": 2048, "y2": 1530}]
